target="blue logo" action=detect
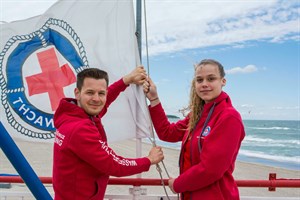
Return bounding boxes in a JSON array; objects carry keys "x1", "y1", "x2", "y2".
[
  {"x1": 202, "y1": 126, "x2": 211, "y2": 136},
  {"x1": 0, "y1": 18, "x2": 89, "y2": 140}
]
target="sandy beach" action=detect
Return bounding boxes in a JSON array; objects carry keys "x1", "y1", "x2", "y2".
[{"x1": 1, "y1": 139, "x2": 299, "y2": 199}]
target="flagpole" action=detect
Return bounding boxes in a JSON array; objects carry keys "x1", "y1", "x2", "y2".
[
  {"x1": 136, "y1": 0, "x2": 142, "y2": 62},
  {"x1": 135, "y1": 0, "x2": 142, "y2": 181},
  {"x1": 0, "y1": 122, "x2": 52, "y2": 199}
]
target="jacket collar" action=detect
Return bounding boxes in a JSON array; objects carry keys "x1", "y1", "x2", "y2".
[
  {"x1": 203, "y1": 91, "x2": 229, "y2": 112},
  {"x1": 54, "y1": 98, "x2": 91, "y2": 128}
]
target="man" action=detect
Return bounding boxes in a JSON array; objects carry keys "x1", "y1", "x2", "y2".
[{"x1": 53, "y1": 66, "x2": 164, "y2": 199}]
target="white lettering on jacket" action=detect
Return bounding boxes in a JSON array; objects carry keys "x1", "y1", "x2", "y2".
[
  {"x1": 99, "y1": 140, "x2": 137, "y2": 166},
  {"x1": 54, "y1": 130, "x2": 65, "y2": 146}
]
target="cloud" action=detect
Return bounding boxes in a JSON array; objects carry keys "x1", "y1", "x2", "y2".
[
  {"x1": 226, "y1": 65, "x2": 258, "y2": 74},
  {"x1": 142, "y1": 0, "x2": 300, "y2": 56},
  {"x1": 239, "y1": 105, "x2": 300, "y2": 120},
  {"x1": 272, "y1": 106, "x2": 300, "y2": 110},
  {"x1": 240, "y1": 104, "x2": 254, "y2": 108},
  {"x1": 0, "y1": 1, "x2": 57, "y2": 23},
  {"x1": 2, "y1": 1, "x2": 298, "y2": 57},
  {"x1": 155, "y1": 78, "x2": 171, "y2": 86}
]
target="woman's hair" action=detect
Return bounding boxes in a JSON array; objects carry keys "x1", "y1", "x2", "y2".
[
  {"x1": 198, "y1": 59, "x2": 225, "y2": 78},
  {"x1": 187, "y1": 59, "x2": 225, "y2": 132},
  {"x1": 76, "y1": 68, "x2": 109, "y2": 91}
]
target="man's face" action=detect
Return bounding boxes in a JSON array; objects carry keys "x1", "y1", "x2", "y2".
[{"x1": 74, "y1": 77, "x2": 107, "y2": 116}]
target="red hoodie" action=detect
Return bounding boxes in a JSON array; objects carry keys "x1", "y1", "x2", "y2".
[
  {"x1": 53, "y1": 79, "x2": 151, "y2": 200},
  {"x1": 149, "y1": 91, "x2": 245, "y2": 200}
]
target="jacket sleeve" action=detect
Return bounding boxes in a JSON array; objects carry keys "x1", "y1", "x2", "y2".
[
  {"x1": 149, "y1": 103, "x2": 188, "y2": 142},
  {"x1": 173, "y1": 111, "x2": 245, "y2": 192},
  {"x1": 100, "y1": 78, "x2": 128, "y2": 117},
  {"x1": 68, "y1": 122, "x2": 151, "y2": 177}
]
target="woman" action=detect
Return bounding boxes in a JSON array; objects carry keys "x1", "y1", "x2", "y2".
[{"x1": 144, "y1": 59, "x2": 245, "y2": 200}]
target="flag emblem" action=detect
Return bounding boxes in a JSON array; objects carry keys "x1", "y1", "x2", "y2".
[
  {"x1": 1, "y1": 0, "x2": 148, "y2": 143},
  {"x1": 0, "y1": 18, "x2": 88, "y2": 140}
]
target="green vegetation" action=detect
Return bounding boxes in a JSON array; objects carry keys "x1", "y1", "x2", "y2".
[{"x1": 166, "y1": 114, "x2": 180, "y2": 119}]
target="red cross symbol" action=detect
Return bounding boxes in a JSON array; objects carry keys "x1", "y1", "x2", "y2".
[{"x1": 26, "y1": 48, "x2": 76, "y2": 111}]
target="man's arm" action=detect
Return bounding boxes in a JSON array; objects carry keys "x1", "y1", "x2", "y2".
[
  {"x1": 100, "y1": 66, "x2": 147, "y2": 116},
  {"x1": 69, "y1": 124, "x2": 164, "y2": 177}
]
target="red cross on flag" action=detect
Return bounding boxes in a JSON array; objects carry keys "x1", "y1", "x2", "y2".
[
  {"x1": 0, "y1": 0, "x2": 151, "y2": 143},
  {"x1": 26, "y1": 48, "x2": 76, "y2": 111}
]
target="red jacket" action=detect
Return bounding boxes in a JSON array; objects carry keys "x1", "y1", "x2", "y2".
[
  {"x1": 53, "y1": 79, "x2": 151, "y2": 200},
  {"x1": 149, "y1": 91, "x2": 245, "y2": 200}
]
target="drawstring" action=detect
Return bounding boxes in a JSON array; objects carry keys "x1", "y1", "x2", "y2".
[
  {"x1": 90, "y1": 116, "x2": 107, "y2": 141},
  {"x1": 198, "y1": 102, "x2": 216, "y2": 152}
]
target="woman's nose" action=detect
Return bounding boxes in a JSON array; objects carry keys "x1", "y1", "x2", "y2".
[{"x1": 201, "y1": 79, "x2": 209, "y2": 87}]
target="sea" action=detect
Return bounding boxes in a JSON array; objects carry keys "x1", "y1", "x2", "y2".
[{"x1": 146, "y1": 119, "x2": 300, "y2": 171}]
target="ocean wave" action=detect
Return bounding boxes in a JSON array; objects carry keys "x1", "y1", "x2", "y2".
[
  {"x1": 238, "y1": 149, "x2": 300, "y2": 164},
  {"x1": 243, "y1": 135, "x2": 300, "y2": 146},
  {"x1": 247, "y1": 126, "x2": 292, "y2": 130},
  {"x1": 242, "y1": 141, "x2": 286, "y2": 147}
]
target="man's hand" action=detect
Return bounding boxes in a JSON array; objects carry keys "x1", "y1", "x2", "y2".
[
  {"x1": 123, "y1": 66, "x2": 147, "y2": 85},
  {"x1": 147, "y1": 146, "x2": 164, "y2": 164}
]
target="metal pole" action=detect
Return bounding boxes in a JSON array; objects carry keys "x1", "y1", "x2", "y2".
[
  {"x1": 0, "y1": 122, "x2": 52, "y2": 200},
  {"x1": 136, "y1": 0, "x2": 142, "y2": 62},
  {"x1": 135, "y1": 0, "x2": 143, "y2": 165},
  {"x1": 134, "y1": 3, "x2": 143, "y2": 199},
  {"x1": 1, "y1": 176, "x2": 300, "y2": 188}
]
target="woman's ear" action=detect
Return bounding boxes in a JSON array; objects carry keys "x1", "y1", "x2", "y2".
[{"x1": 221, "y1": 78, "x2": 226, "y2": 87}]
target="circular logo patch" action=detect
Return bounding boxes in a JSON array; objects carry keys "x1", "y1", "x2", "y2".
[
  {"x1": 202, "y1": 126, "x2": 211, "y2": 137},
  {"x1": 0, "y1": 18, "x2": 89, "y2": 140}
]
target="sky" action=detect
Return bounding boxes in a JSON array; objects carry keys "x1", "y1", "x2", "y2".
[{"x1": 0, "y1": 0, "x2": 299, "y2": 121}]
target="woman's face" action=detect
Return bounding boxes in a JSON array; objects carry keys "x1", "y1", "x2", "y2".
[{"x1": 194, "y1": 63, "x2": 226, "y2": 104}]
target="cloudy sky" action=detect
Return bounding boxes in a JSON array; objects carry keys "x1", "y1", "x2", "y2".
[{"x1": 1, "y1": 0, "x2": 299, "y2": 120}]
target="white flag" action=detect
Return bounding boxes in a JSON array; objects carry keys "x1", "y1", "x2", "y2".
[{"x1": 0, "y1": 0, "x2": 152, "y2": 143}]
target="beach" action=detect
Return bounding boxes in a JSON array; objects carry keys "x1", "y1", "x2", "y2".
[{"x1": 0, "y1": 139, "x2": 299, "y2": 198}]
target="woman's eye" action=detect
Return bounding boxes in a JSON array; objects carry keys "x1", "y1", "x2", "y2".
[
  {"x1": 208, "y1": 77, "x2": 217, "y2": 82},
  {"x1": 196, "y1": 78, "x2": 203, "y2": 83}
]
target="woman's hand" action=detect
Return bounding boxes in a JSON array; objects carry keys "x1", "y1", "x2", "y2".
[
  {"x1": 143, "y1": 77, "x2": 160, "y2": 106},
  {"x1": 168, "y1": 177, "x2": 177, "y2": 194}
]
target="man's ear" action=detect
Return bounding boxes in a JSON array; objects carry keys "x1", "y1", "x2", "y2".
[{"x1": 74, "y1": 88, "x2": 80, "y2": 100}]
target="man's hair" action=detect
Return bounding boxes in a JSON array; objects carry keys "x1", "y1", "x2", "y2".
[{"x1": 76, "y1": 68, "x2": 109, "y2": 90}]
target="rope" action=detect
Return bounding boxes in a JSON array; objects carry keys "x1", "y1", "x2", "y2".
[
  {"x1": 143, "y1": 0, "x2": 150, "y2": 76},
  {"x1": 142, "y1": 0, "x2": 176, "y2": 199}
]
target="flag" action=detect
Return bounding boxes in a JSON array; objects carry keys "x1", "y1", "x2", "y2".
[{"x1": 0, "y1": 0, "x2": 152, "y2": 143}]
